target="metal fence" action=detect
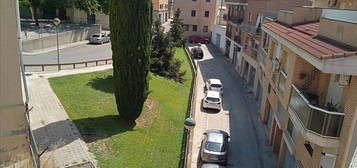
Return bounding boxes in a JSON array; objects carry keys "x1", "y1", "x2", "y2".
[{"x1": 24, "y1": 59, "x2": 113, "y2": 72}]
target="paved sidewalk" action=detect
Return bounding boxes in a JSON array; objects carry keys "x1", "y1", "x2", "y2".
[{"x1": 27, "y1": 66, "x2": 112, "y2": 167}]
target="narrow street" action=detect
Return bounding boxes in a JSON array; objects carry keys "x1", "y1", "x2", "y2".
[{"x1": 190, "y1": 44, "x2": 276, "y2": 168}]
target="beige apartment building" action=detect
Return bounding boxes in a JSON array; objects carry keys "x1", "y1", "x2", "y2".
[
  {"x1": 0, "y1": 0, "x2": 38, "y2": 167},
  {"x1": 174, "y1": 0, "x2": 218, "y2": 37},
  {"x1": 153, "y1": 0, "x2": 170, "y2": 23},
  {"x1": 258, "y1": 6, "x2": 357, "y2": 168}
]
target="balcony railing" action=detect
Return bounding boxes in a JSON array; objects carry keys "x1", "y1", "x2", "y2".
[{"x1": 289, "y1": 84, "x2": 344, "y2": 138}]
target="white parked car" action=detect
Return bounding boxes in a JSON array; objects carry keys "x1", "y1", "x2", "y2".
[
  {"x1": 202, "y1": 91, "x2": 222, "y2": 111},
  {"x1": 205, "y1": 79, "x2": 223, "y2": 94},
  {"x1": 89, "y1": 34, "x2": 110, "y2": 44}
]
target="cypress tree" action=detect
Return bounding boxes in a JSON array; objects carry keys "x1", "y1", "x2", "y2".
[{"x1": 109, "y1": 0, "x2": 152, "y2": 121}]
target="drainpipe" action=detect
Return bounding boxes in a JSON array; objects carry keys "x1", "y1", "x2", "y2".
[{"x1": 15, "y1": 0, "x2": 30, "y2": 110}]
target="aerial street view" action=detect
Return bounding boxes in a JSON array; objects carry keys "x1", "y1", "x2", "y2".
[{"x1": 1, "y1": 0, "x2": 357, "y2": 168}]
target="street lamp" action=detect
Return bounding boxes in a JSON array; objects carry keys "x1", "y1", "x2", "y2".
[
  {"x1": 184, "y1": 118, "x2": 196, "y2": 130},
  {"x1": 184, "y1": 118, "x2": 195, "y2": 168},
  {"x1": 53, "y1": 18, "x2": 61, "y2": 71}
]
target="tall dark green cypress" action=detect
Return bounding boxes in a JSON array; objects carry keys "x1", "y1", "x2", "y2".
[{"x1": 109, "y1": 0, "x2": 152, "y2": 121}]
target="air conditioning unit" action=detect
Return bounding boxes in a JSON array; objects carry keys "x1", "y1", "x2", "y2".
[
  {"x1": 339, "y1": 75, "x2": 352, "y2": 86},
  {"x1": 272, "y1": 59, "x2": 280, "y2": 72}
]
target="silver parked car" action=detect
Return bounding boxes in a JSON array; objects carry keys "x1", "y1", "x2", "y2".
[
  {"x1": 201, "y1": 164, "x2": 226, "y2": 168},
  {"x1": 89, "y1": 34, "x2": 110, "y2": 44},
  {"x1": 200, "y1": 130, "x2": 229, "y2": 164}
]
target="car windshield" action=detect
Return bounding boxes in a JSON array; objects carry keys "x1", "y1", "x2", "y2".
[
  {"x1": 206, "y1": 142, "x2": 223, "y2": 152},
  {"x1": 92, "y1": 35, "x2": 101, "y2": 37},
  {"x1": 206, "y1": 97, "x2": 220, "y2": 102},
  {"x1": 211, "y1": 84, "x2": 222, "y2": 88}
]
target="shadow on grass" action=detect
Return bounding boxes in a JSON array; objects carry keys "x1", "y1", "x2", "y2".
[
  {"x1": 33, "y1": 115, "x2": 135, "y2": 152},
  {"x1": 74, "y1": 115, "x2": 136, "y2": 143},
  {"x1": 87, "y1": 75, "x2": 114, "y2": 93}
]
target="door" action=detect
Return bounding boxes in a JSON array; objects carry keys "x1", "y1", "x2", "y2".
[
  {"x1": 216, "y1": 33, "x2": 221, "y2": 48},
  {"x1": 87, "y1": 14, "x2": 96, "y2": 24}
]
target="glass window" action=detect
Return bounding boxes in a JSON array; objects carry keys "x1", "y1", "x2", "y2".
[
  {"x1": 192, "y1": 25, "x2": 197, "y2": 31},
  {"x1": 191, "y1": 10, "x2": 196, "y2": 17},
  {"x1": 206, "y1": 0, "x2": 211, "y2": 2},
  {"x1": 205, "y1": 11, "x2": 210, "y2": 17},
  {"x1": 203, "y1": 26, "x2": 208, "y2": 32},
  {"x1": 278, "y1": 71, "x2": 287, "y2": 95},
  {"x1": 206, "y1": 97, "x2": 220, "y2": 102},
  {"x1": 183, "y1": 24, "x2": 189, "y2": 31},
  {"x1": 206, "y1": 142, "x2": 222, "y2": 152}
]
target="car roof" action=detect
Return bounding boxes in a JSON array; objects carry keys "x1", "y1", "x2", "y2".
[
  {"x1": 206, "y1": 91, "x2": 220, "y2": 98},
  {"x1": 201, "y1": 164, "x2": 226, "y2": 168},
  {"x1": 209, "y1": 79, "x2": 222, "y2": 85},
  {"x1": 207, "y1": 132, "x2": 224, "y2": 143}
]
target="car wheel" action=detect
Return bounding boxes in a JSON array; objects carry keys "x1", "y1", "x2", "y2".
[{"x1": 101, "y1": 41, "x2": 104, "y2": 45}]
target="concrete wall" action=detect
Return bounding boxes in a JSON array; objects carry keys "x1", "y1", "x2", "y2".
[
  {"x1": 96, "y1": 13, "x2": 110, "y2": 30},
  {"x1": 278, "y1": 7, "x2": 322, "y2": 26},
  {"x1": 23, "y1": 25, "x2": 101, "y2": 52},
  {"x1": 0, "y1": 0, "x2": 35, "y2": 167},
  {"x1": 211, "y1": 24, "x2": 226, "y2": 52},
  {"x1": 319, "y1": 18, "x2": 357, "y2": 48}
]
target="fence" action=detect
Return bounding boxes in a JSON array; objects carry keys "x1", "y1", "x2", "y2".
[{"x1": 24, "y1": 59, "x2": 113, "y2": 72}]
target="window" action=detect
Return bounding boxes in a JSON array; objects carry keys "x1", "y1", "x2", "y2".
[
  {"x1": 192, "y1": 25, "x2": 197, "y2": 31},
  {"x1": 183, "y1": 24, "x2": 189, "y2": 31},
  {"x1": 287, "y1": 119, "x2": 298, "y2": 144},
  {"x1": 160, "y1": 4, "x2": 163, "y2": 9},
  {"x1": 206, "y1": 0, "x2": 211, "y2": 2},
  {"x1": 203, "y1": 26, "x2": 208, "y2": 32},
  {"x1": 268, "y1": 84, "x2": 271, "y2": 94},
  {"x1": 304, "y1": 142, "x2": 314, "y2": 156},
  {"x1": 262, "y1": 33, "x2": 270, "y2": 53},
  {"x1": 204, "y1": 11, "x2": 210, "y2": 17},
  {"x1": 248, "y1": 13, "x2": 252, "y2": 23},
  {"x1": 191, "y1": 10, "x2": 196, "y2": 17},
  {"x1": 192, "y1": 0, "x2": 197, "y2": 1}
]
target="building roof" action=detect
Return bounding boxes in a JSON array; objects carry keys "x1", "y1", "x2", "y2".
[{"x1": 263, "y1": 22, "x2": 357, "y2": 59}]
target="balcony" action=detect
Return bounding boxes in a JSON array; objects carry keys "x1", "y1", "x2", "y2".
[{"x1": 289, "y1": 84, "x2": 344, "y2": 138}]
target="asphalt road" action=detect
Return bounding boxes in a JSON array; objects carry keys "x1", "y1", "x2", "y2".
[
  {"x1": 23, "y1": 43, "x2": 112, "y2": 64},
  {"x1": 191, "y1": 44, "x2": 276, "y2": 168}
]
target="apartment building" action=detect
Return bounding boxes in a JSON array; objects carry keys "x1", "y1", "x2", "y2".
[
  {"x1": 168, "y1": 0, "x2": 175, "y2": 18},
  {"x1": 0, "y1": 0, "x2": 38, "y2": 167},
  {"x1": 224, "y1": 0, "x2": 311, "y2": 101},
  {"x1": 174, "y1": 0, "x2": 218, "y2": 37},
  {"x1": 154, "y1": 0, "x2": 169, "y2": 23},
  {"x1": 259, "y1": 7, "x2": 357, "y2": 168}
]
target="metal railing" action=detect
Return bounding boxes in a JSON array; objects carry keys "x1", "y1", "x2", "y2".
[
  {"x1": 289, "y1": 84, "x2": 344, "y2": 138},
  {"x1": 24, "y1": 59, "x2": 113, "y2": 72}
]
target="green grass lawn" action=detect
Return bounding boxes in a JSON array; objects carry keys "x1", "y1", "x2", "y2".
[{"x1": 49, "y1": 48, "x2": 193, "y2": 168}]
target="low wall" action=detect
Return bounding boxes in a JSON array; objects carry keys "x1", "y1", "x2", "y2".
[{"x1": 23, "y1": 25, "x2": 101, "y2": 52}]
